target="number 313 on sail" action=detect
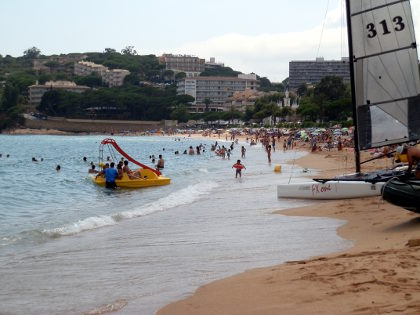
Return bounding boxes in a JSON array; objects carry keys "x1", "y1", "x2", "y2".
[{"x1": 366, "y1": 16, "x2": 405, "y2": 38}]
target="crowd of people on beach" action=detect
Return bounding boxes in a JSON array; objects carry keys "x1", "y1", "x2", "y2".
[{"x1": 5, "y1": 124, "x2": 419, "y2": 185}]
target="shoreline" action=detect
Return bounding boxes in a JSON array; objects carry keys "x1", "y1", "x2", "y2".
[
  {"x1": 158, "y1": 149, "x2": 420, "y2": 314},
  {"x1": 4, "y1": 129, "x2": 420, "y2": 314}
]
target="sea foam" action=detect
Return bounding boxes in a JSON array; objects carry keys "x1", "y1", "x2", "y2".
[
  {"x1": 42, "y1": 180, "x2": 218, "y2": 236},
  {"x1": 117, "y1": 180, "x2": 218, "y2": 219}
]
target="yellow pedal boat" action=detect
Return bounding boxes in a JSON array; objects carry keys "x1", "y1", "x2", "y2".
[
  {"x1": 93, "y1": 168, "x2": 170, "y2": 188},
  {"x1": 92, "y1": 138, "x2": 171, "y2": 189}
]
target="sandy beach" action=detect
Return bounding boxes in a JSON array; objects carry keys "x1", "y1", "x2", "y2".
[
  {"x1": 4, "y1": 128, "x2": 72, "y2": 135},
  {"x1": 158, "y1": 147, "x2": 420, "y2": 314}
]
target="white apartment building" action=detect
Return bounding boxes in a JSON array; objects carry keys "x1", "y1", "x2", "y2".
[
  {"x1": 74, "y1": 61, "x2": 108, "y2": 77},
  {"x1": 159, "y1": 54, "x2": 205, "y2": 78},
  {"x1": 177, "y1": 75, "x2": 259, "y2": 112},
  {"x1": 28, "y1": 81, "x2": 90, "y2": 106},
  {"x1": 289, "y1": 57, "x2": 350, "y2": 90},
  {"x1": 74, "y1": 61, "x2": 130, "y2": 87},
  {"x1": 102, "y1": 69, "x2": 130, "y2": 87}
]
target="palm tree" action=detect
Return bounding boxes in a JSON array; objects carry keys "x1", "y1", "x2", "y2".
[{"x1": 204, "y1": 98, "x2": 211, "y2": 113}]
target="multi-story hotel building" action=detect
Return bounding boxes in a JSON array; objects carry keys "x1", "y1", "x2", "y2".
[
  {"x1": 177, "y1": 74, "x2": 259, "y2": 112},
  {"x1": 289, "y1": 57, "x2": 350, "y2": 90},
  {"x1": 159, "y1": 54, "x2": 205, "y2": 78},
  {"x1": 29, "y1": 81, "x2": 90, "y2": 107}
]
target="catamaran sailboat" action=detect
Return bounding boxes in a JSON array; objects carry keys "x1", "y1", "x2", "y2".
[{"x1": 278, "y1": 0, "x2": 420, "y2": 200}]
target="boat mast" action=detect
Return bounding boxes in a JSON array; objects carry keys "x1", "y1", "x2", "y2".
[{"x1": 345, "y1": 0, "x2": 361, "y2": 173}]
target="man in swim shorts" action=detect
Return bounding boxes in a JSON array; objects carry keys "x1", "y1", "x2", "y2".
[{"x1": 157, "y1": 155, "x2": 164, "y2": 170}]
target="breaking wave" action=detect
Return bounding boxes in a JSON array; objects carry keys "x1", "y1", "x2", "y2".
[{"x1": 42, "y1": 180, "x2": 218, "y2": 237}]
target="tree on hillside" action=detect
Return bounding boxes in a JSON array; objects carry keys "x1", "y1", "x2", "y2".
[
  {"x1": 37, "y1": 85, "x2": 192, "y2": 121},
  {"x1": 123, "y1": 73, "x2": 140, "y2": 86},
  {"x1": 200, "y1": 67, "x2": 241, "y2": 77},
  {"x1": 175, "y1": 72, "x2": 186, "y2": 80},
  {"x1": 296, "y1": 97, "x2": 318, "y2": 122},
  {"x1": 297, "y1": 84, "x2": 308, "y2": 97},
  {"x1": 259, "y1": 77, "x2": 271, "y2": 88},
  {"x1": 0, "y1": 82, "x2": 22, "y2": 130},
  {"x1": 7, "y1": 72, "x2": 37, "y2": 95},
  {"x1": 38, "y1": 89, "x2": 62, "y2": 116},
  {"x1": 121, "y1": 46, "x2": 137, "y2": 55},
  {"x1": 223, "y1": 106, "x2": 243, "y2": 123},
  {"x1": 314, "y1": 76, "x2": 346, "y2": 100},
  {"x1": 202, "y1": 111, "x2": 224, "y2": 123},
  {"x1": 312, "y1": 76, "x2": 347, "y2": 122},
  {"x1": 170, "y1": 105, "x2": 189, "y2": 122},
  {"x1": 280, "y1": 106, "x2": 292, "y2": 119},
  {"x1": 38, "y1": 73, "x2": 53, "y2": 85},
  {"x1": 243, "y1": 106, "x2": 254, "y2": 122},
  {"x1": 104, "y1": 48, "x2": 117, "y2": 54},
  {"x1": 85, "y1": 52, "x2": 163, "y2": 82},
  {"x1": 296, "y1": 76, "x2": 351, "y2": 123},
  {"x1": 74, "y1": 74, "x2": 103, "y2": 87},
  {"x1": 23, "y1": 47, "x2": 41, "y2": 59},
  {"x1": 253, "y1": 102, "x2": 279, "y2": 123}
]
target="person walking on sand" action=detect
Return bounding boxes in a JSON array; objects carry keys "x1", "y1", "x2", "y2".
[{"x1": 232, "y1": 160, "x2": 246, "y2": 178}]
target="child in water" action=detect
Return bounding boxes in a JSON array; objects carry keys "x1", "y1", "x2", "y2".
[{"x1": 232, "y1": 160, "x2": 246, "y2": 178}]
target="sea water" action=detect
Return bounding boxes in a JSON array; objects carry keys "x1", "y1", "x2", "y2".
[{"x1": 0, "y1": 135, "x2": 351, "y2": 314}]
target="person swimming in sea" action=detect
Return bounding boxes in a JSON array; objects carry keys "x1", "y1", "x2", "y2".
[
  {"x1": 156, "y1": 155, "x2": 164, "y2": 170},
  {"x1": 89, "y1": 164, "x2": 98, "y2": 174}
]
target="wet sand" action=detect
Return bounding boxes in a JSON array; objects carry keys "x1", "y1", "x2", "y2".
[
  {"x1": 158, "y1": 148, "x2": 420, "y2": 315},
  {"x1": 4, "y1": 128, "x2": 71, "y2": 135}
]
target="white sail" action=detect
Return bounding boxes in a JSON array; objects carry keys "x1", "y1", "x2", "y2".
[{"x1": 349, "y1": 0, "x2": 420, "y2": 149}]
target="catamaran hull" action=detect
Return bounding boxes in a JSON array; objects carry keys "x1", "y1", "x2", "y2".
[{"x1": 277, "y1": 181, "x2": 385, "y2": 200}]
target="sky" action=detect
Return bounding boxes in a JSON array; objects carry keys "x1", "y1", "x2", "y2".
[{"x1": 1, "y1": 0, "x2": 420, "y2": 82}]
